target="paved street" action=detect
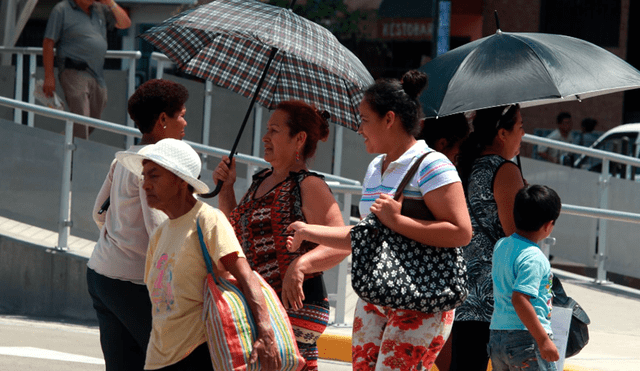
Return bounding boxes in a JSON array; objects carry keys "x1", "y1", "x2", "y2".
[{"x1": 0, "y1": 315, "x2": 352, "y2": 371}]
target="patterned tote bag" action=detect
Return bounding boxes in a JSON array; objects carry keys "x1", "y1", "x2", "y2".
[
  {"x1": 196, "y1": 219, "x2": 305, "y2": 371},
  {"x1": 350, "y1": 152, "x2": 468, "y2": 313}
]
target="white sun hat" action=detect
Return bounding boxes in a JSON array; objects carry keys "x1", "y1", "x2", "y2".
[{"x1": 115, "y1": 138, "x2": 209, "y2": 194}]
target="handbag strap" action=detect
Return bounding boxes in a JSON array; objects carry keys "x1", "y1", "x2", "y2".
[
  {"x1": 393, "y1": 151, "x2": 433, "y2": 201},
  {"x1": 196, "y1": 217, "x2": 215, "y2": 275}
]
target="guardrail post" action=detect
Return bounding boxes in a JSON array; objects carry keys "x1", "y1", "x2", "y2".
[
  {"x1": 14, "y1": 53, "x2": 23, "y2": 124},
  {"x1": 57, "y1": 119, "x2": 75, "y2": 251},
  {"x1": 27, "y1": 53, "x2": 36, "y2": 127},
  {"x1": 247, "y1": 105, "x2": 263, "y2": 181},
  {"x1": 125, "y1": 56, "x2": 138, "y2": 148},
  {"x1": 332, "y1": 192, "x2": 352, "y2": 326},
  {"x1": 596, "y1": 159, "x2": 611, "y2": 284},
  {"x1": 540, "y1": 237, "x2": 556, "y2": 259},
  {"x1": 333, "y1": 125, "x2": 343, "y2": 176},
  {"x1": 202, "y1": 80, "x2": 213, "y2": 166},
  {"x1": 156, "y1": 59, "x2": 165, "y2": 79}
]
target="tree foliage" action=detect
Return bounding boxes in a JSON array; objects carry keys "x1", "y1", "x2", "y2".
[{"x1": 266, "y1": 0, "x2": 366, "y2": 40}]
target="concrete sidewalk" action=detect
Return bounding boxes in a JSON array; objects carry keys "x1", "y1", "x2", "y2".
[
  {"x1": 2, "y1": 216, "x2": 640, "y2": 370},
  {"x1": 320, "y1": 268, "x2": 640, "y2": 371}
]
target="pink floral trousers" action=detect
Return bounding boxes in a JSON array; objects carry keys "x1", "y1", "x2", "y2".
[{"x1": 351, "y1": 299, "x2": 455, "y2": 371}]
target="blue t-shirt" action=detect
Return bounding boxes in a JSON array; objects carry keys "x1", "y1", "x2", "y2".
[{"x1": 490, "y1": 233, "x2": 553, "y2": 333}]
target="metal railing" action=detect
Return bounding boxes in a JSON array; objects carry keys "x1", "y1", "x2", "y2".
[
  {"x1": 0, "y1": 95, "x2": 360, "y2": 324},
  {"x1": 522, "y1": 133, "x2": 640, "y2": 283},
  {"x1": 0, "y1": 46, "x2": 142, "y2": 148},
  {"x1": 4, "y1": 94, "x2": 640, "y2": 322}
]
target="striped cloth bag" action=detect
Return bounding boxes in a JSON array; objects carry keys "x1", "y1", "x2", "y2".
[{"x1": 197, "y1": 220, "x2": 306, "y2": 371}]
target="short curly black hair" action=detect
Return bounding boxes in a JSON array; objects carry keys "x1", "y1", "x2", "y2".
[{"x1": 128, "y1": 79, "x2": 189, "y2": 134}]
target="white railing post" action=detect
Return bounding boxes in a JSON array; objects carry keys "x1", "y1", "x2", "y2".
[
  {"x1": 333, "y1": 125, "x2": 344, "y2": 176},
  {"x1": 202, "y1": 80, "x2": 213, "y2": 166},
  {"x1": 332, "y1": 192, "x2": 352, "y2": 326},
  {"x1": 56, "y1": 119, "x2": 74, "y2": 251},
  {"x1": 596, "y1": 159, "x2": 611, "y2": 284},
  {"x1": 125, "y1": 55, "x2": 138, "y2": 148},
  {"x1": 14, "y1": 52, "x2": 23, "y2": 124},
  {"x1": 248, "y1": 105, "x2": 263, "y2": 181},
  {"x1": 156, "y1": 60, "x2": 165, "y2": 79},
  {"x1": 27, "y1": 53, "x2": 36, "y2": 127}
]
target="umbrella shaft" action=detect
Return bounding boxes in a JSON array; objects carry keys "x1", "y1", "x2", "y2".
[
  {"x1": 228, "y1": 46, "x2": 278, "y2": 161},
  {"x1": 202, "y1": 46, "x2": 279, "y2": 199}
]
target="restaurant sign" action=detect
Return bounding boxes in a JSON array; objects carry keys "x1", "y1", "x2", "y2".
[{"x1": 379, "y1": 18, "x2": 433, "y2": 40}]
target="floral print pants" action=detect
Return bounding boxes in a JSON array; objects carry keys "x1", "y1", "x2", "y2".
[{"x1": 352, "y1": 299, "x2": 455, "y2": 371}]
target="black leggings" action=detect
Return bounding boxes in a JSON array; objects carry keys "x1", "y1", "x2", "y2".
[
  {"x1": 86, "y1": 268, "x2": 152, "y2": 371},
  {"x1": 449, "y1": 320, "x2": 491, "y2": 371}
]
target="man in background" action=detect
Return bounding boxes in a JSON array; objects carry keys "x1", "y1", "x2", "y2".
[
  {"x1": 537, "y1": 112, "x2": 573, "y2": 164},
  {"x1": 573, "y1": 118, "x2": 599, "y2": 148},
  {"x1": 43, "y1": 0, "x2": 131, "y2": 139}
]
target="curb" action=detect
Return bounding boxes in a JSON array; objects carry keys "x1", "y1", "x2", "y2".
[
  {"x1": 317, "y1": 333, "x2": 351, "y2": 363},
  {"x1": 316, "y1": 334, "x2": 600, "y2": 371}
]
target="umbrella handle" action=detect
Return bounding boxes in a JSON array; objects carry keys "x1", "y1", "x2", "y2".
[{"x1": 200, "y1": 46, "x2": 279, "y2": 199}]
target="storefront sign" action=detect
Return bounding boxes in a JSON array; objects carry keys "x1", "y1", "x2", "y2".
[{"x1": 379, "y1": 18, "x2": 433, "y2": 40}]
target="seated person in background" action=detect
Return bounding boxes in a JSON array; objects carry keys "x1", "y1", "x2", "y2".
[
  {"x1": 573, "y1": 118, "x2": 599, "y2": 148},
  {"x1": 537, "y1": 112, "x2": 573, "y2": 164},
  {"x1": 488, "y1": 184, "x2": 562, "y2": 371}
]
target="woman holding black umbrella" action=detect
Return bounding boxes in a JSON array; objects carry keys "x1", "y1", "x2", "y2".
[
  {"x1": 450, "y1": 105, "x2": 526, "y2": 371},
  {"x1": 212, "y1": 100, "x2": 349, "y2": 371}
]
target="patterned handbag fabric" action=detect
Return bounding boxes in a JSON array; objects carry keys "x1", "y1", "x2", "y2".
[
  {"x1": 350, "y1": 153, "x2": 468, "y2": 313},
  {"x1": 197, "y1": 220, "x2": 305, "y2": 371}
]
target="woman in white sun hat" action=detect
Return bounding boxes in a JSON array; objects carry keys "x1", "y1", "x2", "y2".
[
  {"x1": 87, "y1": 79, "x2": 189, "y2": 371},
  {"x1": 116, "y1": 138, "x2": 280, "y2": 371}
]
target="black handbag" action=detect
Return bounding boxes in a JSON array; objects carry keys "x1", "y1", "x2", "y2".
[
  {"x1": 350, "y1": 152, "x2": 468, "y2": 313},
  {"x1": 551, "y1": 276, "x2": 590, "y2": 358}
]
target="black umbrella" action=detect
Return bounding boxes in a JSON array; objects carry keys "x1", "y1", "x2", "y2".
[
  {"x1": 139, "y1": 0, "x2": 374, "y2": 197},
  {"x1": 419, "y1": 23, "x2": 640, "y2": 118}
]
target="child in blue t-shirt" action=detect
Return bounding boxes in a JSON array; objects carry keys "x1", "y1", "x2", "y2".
[{"x1": 489, "y1": 185, "x2": 562, "y2": 371}]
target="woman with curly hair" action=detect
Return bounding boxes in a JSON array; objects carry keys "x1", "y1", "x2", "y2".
[{"x1": 87, "y1": 79, "x2": 189, "y2": 371}]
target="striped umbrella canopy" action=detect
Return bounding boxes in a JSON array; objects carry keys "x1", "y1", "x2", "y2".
[{"x1": 140, "y1": 0, "x2": 374, "y2": 132}]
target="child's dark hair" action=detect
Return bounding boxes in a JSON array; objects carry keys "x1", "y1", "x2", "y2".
[
  {"x1": 513, "y1": 185, "x2": 561, "y2": 232},
  {"x1": 418, "y1": 113, "x2": 470, "y2": 151},
  {"x1": 363, "y1": 70, "x2": 428, "y2": 136}
]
